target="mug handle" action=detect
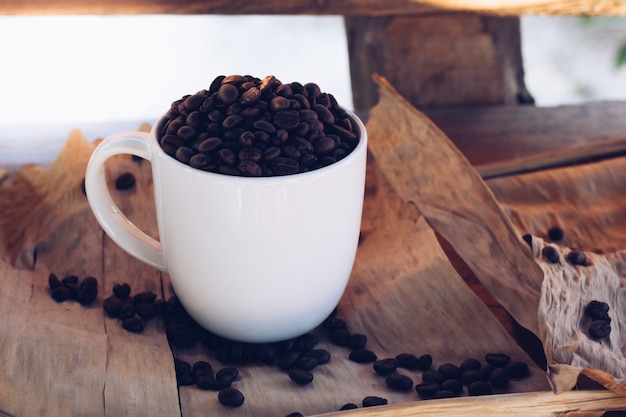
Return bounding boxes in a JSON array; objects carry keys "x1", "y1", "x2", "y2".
[{"x1": 85, "y1": 131, "x2": 167, "y2": 272}]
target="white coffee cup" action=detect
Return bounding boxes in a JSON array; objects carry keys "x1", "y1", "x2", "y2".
[{"x1": 85, "y1": 109, "x2": 367, "y2": 343}]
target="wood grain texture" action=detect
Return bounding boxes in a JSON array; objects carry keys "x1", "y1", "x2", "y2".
[{"x1": 0, "y1": 0, "x2": 624, "y2": 16}]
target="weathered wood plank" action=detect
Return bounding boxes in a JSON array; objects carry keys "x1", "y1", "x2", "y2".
[
  {"x1": 0, "y1": 0, "x2": 624, "y2": 16},
  {"x1": 422, "y1": 101, "x2": 626, "y2": 167},
  {"x1": 347, "y1": 14, "x2": 533, "y2": 114}
]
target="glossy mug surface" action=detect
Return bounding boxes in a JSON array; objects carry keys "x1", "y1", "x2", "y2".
[{"x1": 85, "y1": 110, "x2": 367, "y2": 343}]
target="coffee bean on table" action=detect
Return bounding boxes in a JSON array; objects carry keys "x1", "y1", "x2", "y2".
[
  {"x1": 288, "y1": 369, "x2": 314, "y2": 385},
  {"x1": 438, "y1": 363, "x2": 461, "y2": 380},
  {"x1": 460, "y1": 369, "x2": 485, "y2": 385},
  {"x1": 485, "y1": 353, "x2": 511, "y2": 368},
  {"x1": 349, "y1": 349, "x2": 377, "y2": 363},
  {"x1": 417, "y1": 354, "x2": 433, "y2": 371},
  {"x1": 306, "y1": 349, "x2": 331, "y2": 365},
  {"x1": 362, "y1": 396, "x2": 387, "y2": 407},
  {"x1": 489, "y1": 368, "x2": 511, "y2": 387},
  {"x1": 113, "y1": 282, "x2": 131, "y2": 299},
  {"x1": 506, "y1": 361, "x2": 530, "y2": 379},
  {"x1": 440, "y1": 379, "x2": 463, "y2": 395},
  {"x1": 460, "y1": 358, "x2": 482, "y2": 372},
  {"x1": 218, "y1": 387, "x2": 245, "y2": 407},
  {"x1": 415, "y1": 382, "x2": 440, "y2": 398},
  {"x1": 339, "y1": 403, "x2": 358, "y2": 410},
  {"x1": 385, "y1": 373, "x2": 414, "y2": 391},
  {"x1": 77, "y1": 277, "x2": 98, "y2": 306},
  {"x1": 51, "y1": 286, "x2": 73, "y2": 302},
  {"x1": 586, "y1": 300, "x2": 610, "y2": 321},
  {"x1": 48, "y1": 273, "x2": 62, "y2": 290},
  {"x1": 395, "y1": 353, "x2": 419, "y2": 370},
  {"x1": 122, "y1": 316, "x2": 144, "y2": 333},
  {"x1": 373, "y1": 358, "x2": 399, "y2": 376},
  {"x1": 468, "y1": 380, "x2": 493, "y2": 396},
  {"x1": 422, "y1": 369, "x2": 444, "y2": 384}
]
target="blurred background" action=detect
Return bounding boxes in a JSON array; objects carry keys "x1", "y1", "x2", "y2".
[{"x1": 0, "y1": 15, "x2": 625, "y2": 168}]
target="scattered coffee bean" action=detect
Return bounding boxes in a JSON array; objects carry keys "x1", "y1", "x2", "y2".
[
  {"x1": 548, "y1": 226, "x2": 564, "y2": 242},
  {"x1": 566, "y1": 250, "x2": 587, "y2": 266},
  {"x1": 349, "y1": 349, "x2": 377, "y2": 363},
  {"x1": 485, "y1": 353, "x2": 511, "y2": 368},
  {"x1": 103, "y1": 295, "x2": 123, "y2": 316},
  {"x1": 435, "y1": 389, "x2": 457, "y2": 399},
  {"x1": 284, "y1": 413, "x2": 303, "y2": 417},
  {"x1": 348, "y1": 333, "x2": 367, "y2": 350},
  {"x1": 196, "y1": 374, "x2": 215, "y2": 390},
  {"x1": 468, "y1": 380, "x2": 493, "y2": 396},
  {"x1": 440, "y1": 379, "x2": 463, "y2": 395},
  {"x1": 542, "y1": 246, "x2": 560, "y2": 263},
  {"x1": 218, "y1": 387, "x2": 245, "y2": 407},
  {"x1": 438, "y1": 363, "x2": 461, "y2": 380},
  {"x1": 386, "y1": 373, "x2": 414, "y2": 391},
  {"x1": 77, "y1": 277, "x2": 98, "y2": 305},
  {"x1": 589, "y1": 320, "x2": 611, "y2": 339},
  {"x1": 306, "y1": 349, "x2": 331, "y2": 365},
  {"x1": 489, "y1": 368, "x2": 510, "y2": 387},
  {"x1": 288, "y1": 369, "x2": 314, "y2": 385},
  {"x1": 422, "y1": 369, "x2": 444, "y2": 384},
  {"x1": 373, "y1": 358, "x2": 399, "y2": 376},
  {"x1": 522, "y1": 233, "x2": 533, "y2": 247},
  {"x1": 216, "y1": 367, "x2": 239, "y2": 381},
  {"x1": 113, "y1": 283, "x2": 131, "y2": 299},
  {"x1": 339, "y1": 403, "x2": 358, "y2": 410},
  {"x1": 362, "y1": 396, "x2": 387, "y2": 407},
  {"x1": 133, "y1": 291, "x2": 157, "y2": 304},
  {"x1": 48, "y1": 273, "x2": 62, "y2": 290},
  {"x1": 51, "y1": 286, "x2": 73, "y2": 302},
  {"x1": 417, "y1": 354, "x2": 433, "y2": 371},
  {"x1": 460, "y1": 358, "x2": 482, "y2": 372},
  {"x1": 460, "y1": 369, "x2": 485, "y2": 385},
  {"x1": 415, "y1": 382, "x2": 440, "y2": 398},
  {"x1": 122, "y1": 316, "x2": 144, "y2": 333},
  {"x1": 115, "y1": 172, "x2": 136, "y2": 190}
]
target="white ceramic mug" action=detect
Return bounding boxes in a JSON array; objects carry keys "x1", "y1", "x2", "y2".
[{"x1": 85, "y1": 110, "x2": 367, "y2": 343}]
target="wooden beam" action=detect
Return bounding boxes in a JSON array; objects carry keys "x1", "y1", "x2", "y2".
[{"x1": 0, "y1": 0, "x2": 624, "y2": 16}]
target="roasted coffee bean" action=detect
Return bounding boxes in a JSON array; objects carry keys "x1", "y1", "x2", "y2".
[
  {"x1": 113, "y1": 282, "x2": 131, "y2": 299},
  {"x1": 51, "y1": 286, "x2": 73, "y2": 302},
  {"x1": 440, "y1": 379, "x2": 463, "y2": 395},
  {"x1": 167, "y1": 325, "x2": 199, "y2": 349},
  {"x1": 48, "y1": 273, "x2": 62, "y2": 290},
  {"x1": 339, "y1": 403, "x2": 358, "y2": 410},
  {"x1": 362, "y1": 396, "x2": 387, "y2": 407},
  {"x1": 176, "y1": 372, "x2": 195, "y2": 386},
  {"x1": 386, "y1": 373, "x2": 414, "y2": 391},
  {"x1": 415, "y1": 382, "x2": 440, "y2": 398},
  {"x1": 196, "y1": 374, "x2": 215, "y2": 390},
  {"x1": 330, "y1": 328, "x2": 351, "y2": 347},
  {"x1": 174, "y1": 358, "x2": 192, "y2": 374},
  {"x1": 506, "y1": 361, "x2": 530, "y2": 379},
  {"x1": 460, "y1": 369, "x2": 485, "y2": 385},
  {"x1": 589, "y1": 320, "x2": 611, "y2": 339},
  {"x1": 77, "y1": 278, "x2": 98, "y2": 306},
  {"x1": 277, "y1": 351, "x2": 302, "y2": 370},
  {"x1": 294, "y1": 356, "x2": 318, "y2": 371},
  {"x1": 175, "y1": 147, "x2": 195, "y2": 165},
  {"x1": 212, "y1": 374, "x2": 236, "y2": 390},
  {"x1": 548, "y1": 226, "x2": 564, "y2": 242},
  {"x1": 422, "y1": 370, "x2": 444, "y2": 384},
  {"x1": 284, "y1": 413, "x2": 303, "y2": 417},
  {"x1": 218, "y1": 83, "x2": 239, "y2": 105},
  {"x1": 468, "y1": 380, "x2": 493, "y2": 396},
  {"x1": 270, "y1": 96, "x2": 291, "y2": 112},
  {"x1": 218, "y1": 387, "x2": 245, "y2": 407},
  {"x1": 63, "y1": 283, "x2": 80, "y2": 298},
  {"x1": 103, "y1": 295, "x2": 123, "y2": 316},
  {"x1": 489, "y1": 367, "x2": 511, "y2": 387},
  {"x1": 240, "y1": 87, "x2": 261, "y2": 105},
  {"x1": 296, "y1": 333, "x2": 319, "y2": 351},
  {"x1": 217, "y1": 148, "x2": 236, "y2": 166},
  {"x1": 485, "y1": 353, "x2": 511, "y2": 368},
  {"x1": 522, "y1": 233, "x2": 533, "y2": 246},
  {"x1": 438, "y1": 363, "x2": 461, "y2": 380},
  {"x1": 432, "y1": 390, "x2": 455, "y2": 400},
  {"x1": 238, "y1": 160, "x2": 262, "y2": 177},
  {"x1": 272, "y1": 157, "x2": 299, "y2": 175},
  {"x1": 349, "y1": 349, "x2": 377, "y2": 364},
  {"x1": 288, "y1": 369, "x2": 314, "y2": 386},
  {"x1": 586, "y1": 300, "x2": 610, "y2": 321},
  {"x1": 115, "y1": 172, "x2": 136, "y2": 190},
  {"x1": 347, "y1": 333, "x2": 366, "y2": 350},
  {"x1": 192, "y1": 360, "x2": 213, "y2": 377},
  {"x1": 417, "y1": 354, "x2": 433, "y2": 371},
  {"x1": 480, "y1": 364, "x2": 495, "y2": 380},
  {"x1": 216, "y1": 367, "x2": 239, "y2": 381},
  {"x1": 222, "y1": 114, "x2": 243, "y2": 130},
  {"x1": 460, "y1": 358, "x2": 482, "y2": 372},
  {"x1": 312, "y1": 104, "x2": 335, "y2": 125},
  {"x1": 122, "y1": 316, "x2": 144, "y2": 333},
  {"x1": 177, "y1": 125, "x2": 196, "y2": 141},
  {"x1": 373, "y1": 358, "x2": 399, "y2": 376},
  {"x1": 567, "y1": 250, "x2": 587, "y2": 266},
  {"x1": 306, "y1": 349, "x2": 331, "y2": 365},
  {"x1": 395, "y1": 353, "x2": 419, "y2": 370},
  {"x1": 133, "y1": 291, "x2": 156, "y2": 304},
  {"x1": 135, "y1": 303, "x2": 156, "y2": 319},
  {"x1": 314, "y1": 137, "x2": 336, "y2": 155},
  {"x1": 542, "y1": 246, "x2": 560, "y2": 263},
  {"x1": 118, "y1": 300, "x2": 135, "y2": 319},
  {"x1": 189, "y1": 153, "x2": 210, "y2": 169}
]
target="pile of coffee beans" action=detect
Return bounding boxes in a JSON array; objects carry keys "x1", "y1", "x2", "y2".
[
  {"x1": 586, "y1": 300, "x2": 612, "y2": 339},
  {"x1": 102, "y1": 283, "x2": 165, "y2": 333},
  {"x1": 158, "y1": 74, "x2": 359, "y2": 177},
  {"x1": 48, "y1": 273, "x2": 98, "y2": 306}
]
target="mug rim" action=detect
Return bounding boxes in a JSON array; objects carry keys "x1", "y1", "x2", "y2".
[{"x1": 150, "y1": 107, "x2": 367, "y2": 182}]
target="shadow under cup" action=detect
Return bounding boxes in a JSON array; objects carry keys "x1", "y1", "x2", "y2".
[{"x1": 87, "y1": 109, "x2": 367, "y2": 343}]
